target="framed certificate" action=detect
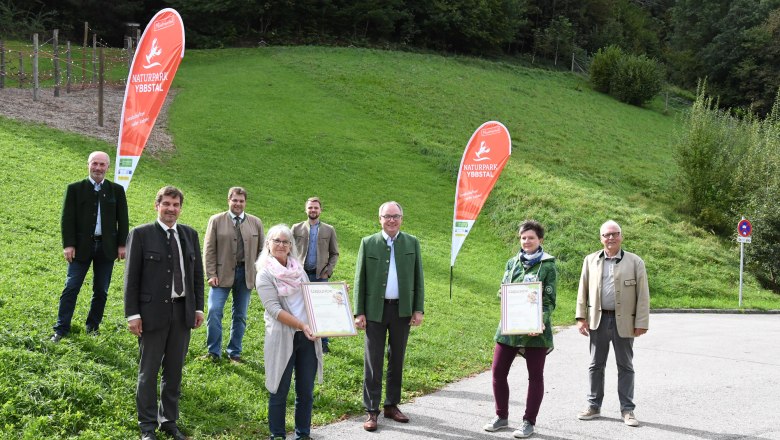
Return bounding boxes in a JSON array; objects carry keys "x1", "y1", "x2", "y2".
[
  {"x1": 301, "y1": 282, "x2": 357, "y2": 337},
  {"x1": 500, "y1": 282, "x2": 543, "y2": 335}
]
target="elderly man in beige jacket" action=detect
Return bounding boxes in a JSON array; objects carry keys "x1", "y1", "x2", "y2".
[{"x1": 575, "y1": 220, "x2": 649, "y2": 427}]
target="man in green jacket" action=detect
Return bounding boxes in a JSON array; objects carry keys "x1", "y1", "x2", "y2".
[
  {"x1": 52, "y1": 151, "x2": 128, "y2": 342},
  {"x1": 353, "y1": 201, "x2": 424, "y2": 432}
]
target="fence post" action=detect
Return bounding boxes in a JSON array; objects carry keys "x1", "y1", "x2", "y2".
[
  {"x1": 0, "y1": 40, "x2": 5, "y2": 89},
  {"x1": 82, "y1": 23, "x2": 87, "y2": 83},
  {"x1": 98, "y1": 47, "x2": 104, "y2": 127},
  {"x1": 126, "y1": 36, "x2": 134, "y2": 69},
  {"x1": 66, "y1": 41, "x2": 72, "y2": 93},
  {"x1": 54, "y1": 29, "x2": 60, "y2": 97},
  {"x1": 91, "y1": 33, "x2": 97, "y2": 83},
  {"x1": 18, "y1": 51, "x2": 24, "y2": 88},
  {"x1": 33, "y1": 33, "x2": 39, "y2": 101},
  {"x1": 571, "y1": 52, "x2": 575, "y2": 72}
]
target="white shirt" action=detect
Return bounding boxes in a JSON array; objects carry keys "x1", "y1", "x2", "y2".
[
  {"x1": 382, "y1": 231, "x2": 399, "y2": 300},
  {"x1": 89, "y1": 177, "x2": 102, "y2": 236}
]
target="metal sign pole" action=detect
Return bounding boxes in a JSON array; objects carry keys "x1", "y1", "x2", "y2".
[{"x1": 739, "y1": 240, "x2": 744, "y2": 308}]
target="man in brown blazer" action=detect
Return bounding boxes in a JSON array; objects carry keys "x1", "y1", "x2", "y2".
[
  {"x1": 201, "y1": 187, "x2": 264, "y2": 363},
  {"x1": 292, "y1": 196, "x2": 339, "y2": 352},
  {"x1": 575, "y1": 220, "x2": 650, "y2": 427}
]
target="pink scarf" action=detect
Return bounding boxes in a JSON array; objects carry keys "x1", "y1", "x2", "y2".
[{"x1": 265, "y1": 255, "x2": 306, "y2": 297}]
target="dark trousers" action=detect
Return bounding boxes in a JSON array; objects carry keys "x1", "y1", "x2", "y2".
[
  {"x1": 136, "y1": 301, "x2": 191, "y2": 432},
  {"x1": 268, "y1": 331, "x2": 317, "y2": 439},
  {"x1": 363, "y1": 302, "x2": 411, "y2": 412},
  {"x1": 54, "y1": 241, "x2": 114, "y2": 335},
  {"x1": 491, "y1": 343, "x2": 547, "y2": 425}
]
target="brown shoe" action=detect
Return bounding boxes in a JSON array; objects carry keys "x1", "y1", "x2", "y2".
[
  {"x1": 363, "y1": 412, "x2": 378, "y2": 431},
  {"x1": 383, "y1": 405, "x2": 409, "y2": 423}
]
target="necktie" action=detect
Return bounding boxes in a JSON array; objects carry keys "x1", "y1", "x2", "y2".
[
  {"x1": 234, "y1": 216, "x2": 244, "y2": 263},
  {"x1": 168, "y1": 229, "x2": 184, "y2": 295}
]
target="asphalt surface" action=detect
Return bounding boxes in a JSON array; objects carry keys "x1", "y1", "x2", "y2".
[{"x1": 311, "y1": 313, "x2": 780, "y2": 440}]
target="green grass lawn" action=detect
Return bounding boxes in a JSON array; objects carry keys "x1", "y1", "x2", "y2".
[{"x1": 1, "y1": 46, "x2": 777, "y2": 439}]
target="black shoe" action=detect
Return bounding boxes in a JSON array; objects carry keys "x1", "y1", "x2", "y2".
[
  {"x1": 140, "y1": 431, "x2": 158, "y2": 440},
  {"x1": 160, "y1": 424, "x2": 188, "y2": 440},
  {"x1": 85, "y1": 327, "x2": 99, "y2": 336},
  {"x1": 50, "y1": 333, "x2": 63, "y2": 343}
]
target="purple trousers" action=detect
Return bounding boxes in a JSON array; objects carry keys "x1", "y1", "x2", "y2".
[{"x1": 491, "y1": 343, "x2": 547, "y2": 425}]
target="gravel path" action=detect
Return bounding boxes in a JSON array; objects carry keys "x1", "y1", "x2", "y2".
[{"x1": 0, "y1": 85, "x2": 175, "y2": 154}]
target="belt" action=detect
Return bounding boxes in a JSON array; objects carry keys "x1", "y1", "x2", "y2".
[
  {"x1": 601, "y1": 309, "x2": 615, "y2": 314},
  {"x1": 92, "y1": 235, "x2": 102, "y2": 242},
  {"x1": 305, "y1": 269, "x2": 317, "y2": 275},
  {"x1": 384, "y1": 299, "x2": 399, "y2": 305},
  {"x1": 167, "y1": 297, "x2": 186, "y2": 304}
]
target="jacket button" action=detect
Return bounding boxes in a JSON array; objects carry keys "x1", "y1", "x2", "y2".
[
  {"x1": 382, "y1": 283, "x2": 386, "y2": 287},
  {"x1": 167, "y1": 269, "x2": 171, "y2": 273},
  {"x1": 166, "y1": 284, "x2": 170, "y2": 288},
  {"x1": 386, "y1": 260, "x2": 390, "y2": 263}
]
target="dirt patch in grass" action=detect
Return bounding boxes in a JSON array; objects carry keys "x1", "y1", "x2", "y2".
[{"x1": 0, "y1": 85, "x2": 175, "y2": 154}]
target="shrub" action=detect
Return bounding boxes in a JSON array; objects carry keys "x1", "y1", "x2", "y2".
[
  {"x1": 589, "y1": 45, "x2": 623, "y2": 93},
  {"x1": 676, "y1": 84, "x2": 780, "y2": 291},
  {"x1": 590, "y1": 45, "x2": 664, "y2": 106},
  {"x1": 610, "y1": 54, "x2": 664, "y2": 105}
]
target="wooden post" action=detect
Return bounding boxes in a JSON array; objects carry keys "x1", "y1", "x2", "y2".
[
  {"x1": 91, "y1": 33, "x2": 97, "y2": 83},
  {"x1": 98, "y1": 47, "x2": 104, "y2": 127},
  {"x1": 53, "y1": 29, "x2": 60, "y2": 97},
  {"x1": 571, "y1": 52, "x2": 575, "y2": 72},
  {"x1": 33, "y1": 33, "x2": 39, "y2": 101},
  {"x1": 82, "y1": 21, "x2": 88, "y2": 84},
  {"x1": 126, "y1": 36, "x2": 133, "y2": 69},
  {"x1": 0, "y1": 40, "x2": 5, "y2": 89},
  {"x1": 18, "y1": 51, "x2": 24, "y2": 88},
  {"x1": 66, "y1": 41, "x2": 72, "y2": 93}
]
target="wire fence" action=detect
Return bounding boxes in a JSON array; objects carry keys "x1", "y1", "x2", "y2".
[
  {"x1": 0, "y1": 27, "x2": 134, "y2": 93},
  {"x1": 1, "y1": 26, "x2": 138, "y2": 126}
]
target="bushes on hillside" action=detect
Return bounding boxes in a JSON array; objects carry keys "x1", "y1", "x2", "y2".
[
  {"x1": 590, "y1": 45, "x2": 664, "y2": 106},
  {"x1": 675, "y1": 85, "x2": 780, "y2": 290}
]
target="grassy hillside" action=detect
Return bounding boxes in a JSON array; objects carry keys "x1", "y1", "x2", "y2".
[{"x1": 1, "y1": 46, "x2": 777, "y2": 439}]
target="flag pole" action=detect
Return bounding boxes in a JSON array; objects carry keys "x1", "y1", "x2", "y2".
[{"x1": 449, "y1": 266, "x2": 453, "y2": 299}]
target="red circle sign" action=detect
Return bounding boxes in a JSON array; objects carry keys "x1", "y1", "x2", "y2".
[{"x1": 738, "y1": 219, "x2": 752, "y2": 237}]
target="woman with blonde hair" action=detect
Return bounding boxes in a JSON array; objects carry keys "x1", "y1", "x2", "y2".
[{"x1": 256, "y1": 224, "x2": 323, "y2": 440}]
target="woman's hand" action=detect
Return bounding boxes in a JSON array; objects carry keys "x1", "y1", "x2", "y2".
[
  {"x1": 301, "y1": 323, "x2": 317, "y2": 341},
  {"x1": 528, "y1": 323, "x2": 546, "y2": 337}
]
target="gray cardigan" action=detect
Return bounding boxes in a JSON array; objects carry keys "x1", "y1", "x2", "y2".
[{"x1": 256, "y1": 268, "x2": 323, "y2": 393}]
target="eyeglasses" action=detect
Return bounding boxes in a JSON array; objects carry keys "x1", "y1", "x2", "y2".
[
  {"x1": 601, "y1": 232, "x2": 621, "y2": 239},
  {"x1": 271, "y1": 239, "x2": 291, "y2": 247},
  {"x1": 380, "y1": 214, "x2": 402, "y2": 220}
]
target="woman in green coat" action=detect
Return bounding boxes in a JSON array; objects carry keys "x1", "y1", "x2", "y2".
[{"x1": 483, "y1": 220, "x2": 556, "y2": 438}]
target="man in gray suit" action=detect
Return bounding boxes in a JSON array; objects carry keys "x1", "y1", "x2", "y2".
[
  {"x1": 124, "y1": 186, "x2": 204, "y2": 440},
  {"x1": 575, "y1": 220, "x2": 649, "y2": 428},
  {"x1": 292, "y1": 196, "x2": 339, "y2": 352}
]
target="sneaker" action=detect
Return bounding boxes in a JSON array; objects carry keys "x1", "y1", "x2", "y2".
[
  {"x1": 228, "y1": 355, "x2": 244, "y2": 364},
  {"x1": 622, "y1": 410, "x2": 639, "y2": 427},
  {"x1": 483, "y1": 416, "x2": 508, "y2": 432},
  {"x1": 513, "y1": 420, "x2": 534, "y2": 438},
  {"x1": 577, "y1": 406, "x2": 601, "y2": 420}
]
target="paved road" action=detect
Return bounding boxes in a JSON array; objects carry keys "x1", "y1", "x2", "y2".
[{"x1": 312, "y1": 313, "x2": 780, "y2": 439}]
